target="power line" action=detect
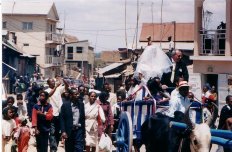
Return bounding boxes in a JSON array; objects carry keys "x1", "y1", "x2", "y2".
[
  {"x1": 6, "y1": 21, "x2": 119, "y2": 51},
  {"x1": 5, "y1": 15, "x2": 155, "y2": 33},
  {"x1": 66, "y1": 30, "x2": 134, "y2": 38},
  {"x1": 131, "y1": 2, "x2": 143, "y2": 49}
]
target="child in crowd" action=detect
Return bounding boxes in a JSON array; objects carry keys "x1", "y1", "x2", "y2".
[
  {"x1": 2, "y1": 107, "x2": 17, "y2": 152},
  {"x1": 4, "y1": 96, "x2": 18, "y2": 117},
  {"x1": 3, "y1": 96, "x2": 19, "y2": 126},
  {"x1": 14, "y1": 93, "x2": 27, "y2": 117},
  {"x1": 32, "y1": 90, "x2": 53, "y2": 152},
  {"x1": 14, "y1": 116, "x2": 30, "y2": 152}
]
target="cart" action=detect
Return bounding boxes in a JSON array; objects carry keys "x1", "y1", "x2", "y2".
[{"x1": 115, "y1": 99, "x2": 232, "y2": 152}]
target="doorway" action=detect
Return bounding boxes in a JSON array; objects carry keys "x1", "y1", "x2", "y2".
[{"x1": 206, "y1": 74, "x2": 218, "y2": 88}]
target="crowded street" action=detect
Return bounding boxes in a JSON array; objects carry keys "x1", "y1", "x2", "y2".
[{"x1": 2, "y1": 0, "x2": 232, "y2": 152}]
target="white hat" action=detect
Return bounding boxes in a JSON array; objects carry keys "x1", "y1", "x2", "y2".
[{"x1": 178, "y1": 81, "x2": 190, "y2": 90}]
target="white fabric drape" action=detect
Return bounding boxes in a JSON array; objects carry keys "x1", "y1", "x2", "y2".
[{"x1": 134, "y1": 45, "x2": 172, "y2": 82}]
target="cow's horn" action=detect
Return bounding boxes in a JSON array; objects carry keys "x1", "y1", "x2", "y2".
[
  {"x1": 206, "y1": 102, "x2": 218, "y2": 127},
  {"x1": 185, "y1": 104, "x2": 195, "y2": 130}
]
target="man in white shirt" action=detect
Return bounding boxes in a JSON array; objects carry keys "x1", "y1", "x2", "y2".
[
  {"x1": 166, "y1": 81, "x2": 191, "y2": 118},
  {"x1": 46, "y1": 77, "x2": 69, "y2": 152}
]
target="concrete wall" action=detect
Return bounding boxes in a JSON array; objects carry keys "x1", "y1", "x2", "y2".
[
  {"x1": 65, "y1": 41, "x2": 94, "y2": 78},
  {"x1": 65, "y1": 41, "x2": 94, "y2": 63},
  {"x1": 3, "y1": 12, "x2": 60, "y2": 78},
  {"x1": 193, "y1": 60, "x2": 232, "y2": 74},
  {"x1": 225, "y1": 0, "x2": 232, "y2": 55}
]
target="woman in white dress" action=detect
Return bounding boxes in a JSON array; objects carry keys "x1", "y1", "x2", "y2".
[
  {"x1": 134, "y1": 45, "x2": 172, "y2": 83},
  {"x1": 85, "y1": 91, "x2": 105, "y2": 152}
]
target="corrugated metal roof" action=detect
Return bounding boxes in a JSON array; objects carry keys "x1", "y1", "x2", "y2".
[
  {"x1": 104, "y1": 73, "x2": 121, "y2": 78},
  {"x1": 2, "y1": 41, "x2": 22, "y2": 54},
  {"x1": 98, "y1": 63, "x2": 123, "y2": 74},
  {"x1": 64, "y1": 34, "x2": 79, "y2": 43},
  {"x1": 2, "y1": 1, "x2": 57, "y2": 17},
  {"x1": 2, "y1": 30, "x2": 8, "y2": 35},
  {"x1": 122, "y1": 65, "x2": 134, "y2": 76},
  {"x1": 140, "y1": 22, "x2": 194, "y2": 42}
]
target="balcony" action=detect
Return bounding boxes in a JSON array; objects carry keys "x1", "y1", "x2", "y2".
[
  {"x1": 45, "y1": 55, "x2": 62, "y2": 66},
  {"x1": 46, "y1": 33, "x2": 62, "y2": 44},
  {"x1": 200, "y1": 29, "x2": 226, "y2": 56}
]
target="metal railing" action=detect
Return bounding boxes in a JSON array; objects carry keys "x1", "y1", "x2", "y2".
[
  {"x1": 45, "y1": 55, "x2": 62, "y2": 65},
  {"x1": 200, "y1": 29, "x2": 226, "y2": 56},
  {"x1": 45, "y1": 33, "x2": 61, "y2": 43}
]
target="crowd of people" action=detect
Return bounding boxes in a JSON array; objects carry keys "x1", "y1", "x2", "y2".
[
  {"x1": 2, "y1": 75, "x2": 119, "y2": 152},
  {"x1": 2, "y1": 46, "x2": 232, "y2": 152}
]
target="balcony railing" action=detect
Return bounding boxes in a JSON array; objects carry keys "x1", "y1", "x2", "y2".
[
  {"x1": 45, "y1": 33, "x2": 62, "y2": 44},
  {"x1": 200, "y1": 29, "x2": 226, "y2": 56},
  {"x1": 45, "y1": 55, "x2": 62, "y2": 65}
]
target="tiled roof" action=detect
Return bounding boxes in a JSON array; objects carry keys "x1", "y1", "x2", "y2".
[
  {"x1": 100, "y1": 51, "x2": 121, "y2": 62},
  {"x1": 140, "y1": 22, "x2": 194, "y2": 42},
  {"x1": 2, "y1": 1, "x2": 58, "y2": 19}
]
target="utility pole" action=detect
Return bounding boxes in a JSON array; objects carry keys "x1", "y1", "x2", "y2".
[
  {"x1": 135, "y1": 0, "x2": 139, "y2": 49},
  {"x1": 173, "y1": 21, "x2": 176, "y2": 49},
  {"x1": 125, "y1": 0, "x2": 129, "y2": 58},
  {"x1": 160, "y1": 0, "x2": 164, "y2": 46},
  {"x1": 151, "y1": 2, "x2": 154, "y2": 41}
]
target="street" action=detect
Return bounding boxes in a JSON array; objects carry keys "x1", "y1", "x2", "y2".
[{"x1": 7, "y1": 93, "x2": 221, "y2": 152}]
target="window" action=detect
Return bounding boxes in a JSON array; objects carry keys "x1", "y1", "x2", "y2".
[
  {"x1": 204, "y1": 39, "x2": 212, "y2": 50},
  {"x1": 3, "y1": 22, "x2": 7, "y2": 28},
  {"x1": 76, "y1": 47, "x2": 83, "y2": 53},
  {"x1": 67, "y1": 47, "x2": 73, "y2": 59},
  {"x1": 46, "y1": 23, "x2": 50, "y2": 32},
  {"x1": 22, "y1": 22, "x2": 33, "y2": 30},
  {"x1": 77, "y1": 62, "x2": 81, "y2": 68},
  {"x1": 23, "y1": 43, "x2": 29, "y2": 46}
]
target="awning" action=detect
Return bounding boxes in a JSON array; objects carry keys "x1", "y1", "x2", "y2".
[
  {"x1": 20, "y1": 53, "x2": 36, "y2": 58},
  {"x1": 2, "y1": 62, "x2": 17, "y2": 71},
  {"x1": 38, "y1": 64, "x2": 61, "y2": 69},
  {"x1": 104, "y1": 73, "x2": 121, "y2": 78},
  {"x1": 98, "y1": 63, "x2": 123, "y2": 75},
  {"x1": 2, "y1": 42, "x2": 22, "y2": 54},
  {"x1": 2, "y1": 30, "x2": 7, "y2": 35}
]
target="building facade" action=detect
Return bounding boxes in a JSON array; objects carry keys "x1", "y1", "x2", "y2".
[
  {"x1": 64, "y1": 40, "x2": 94, "y2": 82},
  {"x1": 190, "y1": 0, "x2": 232, "y2": 109},
  {"x1": 139, "y1": 22, "x2": 194, "y2": 53},
  {"x1": 2, "y1": 1, "x2": 63, "y2": 78}
]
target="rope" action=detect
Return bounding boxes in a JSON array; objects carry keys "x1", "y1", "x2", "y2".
[{"x1": 127, "y1": 84, "x2": 157, "y2": 113}]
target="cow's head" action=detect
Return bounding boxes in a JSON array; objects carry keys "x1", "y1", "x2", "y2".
[{"x1": 185, "y1": 103, "x2": 218, "y2": 152}]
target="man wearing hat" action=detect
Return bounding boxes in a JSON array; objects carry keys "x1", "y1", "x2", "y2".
[{"x1": 166, "y1": 81, "x2": 191, "y2": 117}]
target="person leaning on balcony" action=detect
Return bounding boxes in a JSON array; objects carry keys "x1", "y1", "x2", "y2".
[{"x1": 161, "y1": 49, "x2": 189, "y2": 88}]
